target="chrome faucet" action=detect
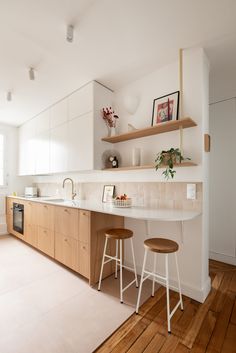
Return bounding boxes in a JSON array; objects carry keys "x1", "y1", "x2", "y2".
[{"x1": 62, "y1": 178, "x2": 76, "y2": 200}]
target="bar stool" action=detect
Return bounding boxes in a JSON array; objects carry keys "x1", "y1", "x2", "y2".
[
  {"x1": 136, "y1": 238, "x2": 183, "y2": 333},
  {"x1": 98, "y1": 228, "x2": 138, "y2": 303}
]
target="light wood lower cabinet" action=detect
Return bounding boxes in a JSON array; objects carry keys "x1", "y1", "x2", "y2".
[
  {"x1": 38, "y1": 227, "x2": 54, "y2": 257},
  {"x1": 78, "y1": 241, "x2": 89, "y2": 278},
  {"x1": 55, "y1": 233, "x2": 78, "y2": 272},
  {"x1": 25, "y1": 201, "x2": 38, "y2": 247},
  {"x1": 6, "y1": 197, "x2": 124, "y2": 284},
  {"x1": 55, "y1": 206, "x2": 79, "y2": 239}
]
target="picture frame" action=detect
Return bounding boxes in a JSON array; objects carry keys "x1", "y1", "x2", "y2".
[
  {"x1": 151, "y1": 91, "x2": 180, "y2": 126},
  {"x1": 102, "y1": 185, "x2": 115, "y2": 203}
]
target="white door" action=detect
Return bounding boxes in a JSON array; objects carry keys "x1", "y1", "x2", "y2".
[{"x1": 209, "y1": 98, "x2": 236, "y2": 260}]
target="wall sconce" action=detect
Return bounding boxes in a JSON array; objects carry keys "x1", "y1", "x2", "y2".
[{"x1": 123, "y1": 95, "x2": 140, "y2": 115}]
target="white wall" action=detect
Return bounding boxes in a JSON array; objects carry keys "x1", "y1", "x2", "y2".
[{"x1": 0, "y1": 124, "x2": 33, "y2": 234}]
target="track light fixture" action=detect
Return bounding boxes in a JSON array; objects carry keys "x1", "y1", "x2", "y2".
[
  {"x1": 7, "y1": 91, "x2": 12, "y2": 102},
  {"x1": 29, "y1": 67, "x2": 35, "y2": 80},
  {"x1": 66, "y1": 25, "x2": 74, "y2": 43}
]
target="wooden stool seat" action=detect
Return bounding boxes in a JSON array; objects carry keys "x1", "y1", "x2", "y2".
[
  {"x1": 144, "y1": 238, "x2": 178, "y2": 253},
  {"x1": 136, "y1": 237, "x2": 183, "y2": 333},
  {"x1": 105, "y1": 228, "x2": 133, "y2": 240}
]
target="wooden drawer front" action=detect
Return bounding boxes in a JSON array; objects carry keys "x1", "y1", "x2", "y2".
[
  {"x1": 37, "y1": 203, "x2": 54, "y2": 230},
  {"x1": 78, "y1": 241, "x2": 89, "y2": 278},
  {"x1": 24, "y1": 201, "x2": 37, "y2": 226},
  {"x1": 78, "y1": 210, "x2": 90, "y2": 243},
  {"x1": 38, "y1": 227, "x2": 54, "y2": 257},
  {"x1": 55, "y1": 232, "x2": 78, "y2": 271},
  {"x1": 6, "y1": 214, "x2": 13, "y2": 234},
  {"x1": 25, "y1": 223, "x2": 38, "y2": 248},
  {"x1": 55, "y1": 207, "x2": 79, "y2": 239},
  {"x1": 6, "y1": 198, "x2": 14, "y2": 215}
]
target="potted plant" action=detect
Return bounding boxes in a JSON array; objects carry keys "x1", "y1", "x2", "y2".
[{"x1": 155, "y1": 148, "x2": 190, "y2": 180}]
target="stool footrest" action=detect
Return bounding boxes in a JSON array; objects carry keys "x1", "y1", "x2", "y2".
[
  {"x1": 122, "y1": 279, "x2": 137, "y2": 293},
  {"x1": 170, "y1": 300, "x2": 182, "y2": 319},
  {"x1": 144, "y1": 270, "x2": 166, "y2": 282}
]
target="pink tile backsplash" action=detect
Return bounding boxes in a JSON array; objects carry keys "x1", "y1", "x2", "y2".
[{"x1": 35, "y1": 182, "x2": 202, "y2": 212}]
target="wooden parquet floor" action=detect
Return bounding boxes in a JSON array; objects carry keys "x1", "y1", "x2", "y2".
[{"x1": 95, "y1": 260, "x2": 236, "y2": 353}]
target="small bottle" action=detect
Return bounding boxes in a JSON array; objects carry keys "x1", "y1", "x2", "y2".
[{"x1": 112, "y1": 156, "x2": 118, "y2": 168}]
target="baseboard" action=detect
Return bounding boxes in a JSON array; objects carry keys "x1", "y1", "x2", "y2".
[
  {"x1": 209, "y1": 251, "x2": 236, "y2": 266},
  {"x1": 125, "y1": 260, "x2": 211, "y2": 303},
  {"x1": 0, "y1": 223, "x2": 7, "y2": 235}
]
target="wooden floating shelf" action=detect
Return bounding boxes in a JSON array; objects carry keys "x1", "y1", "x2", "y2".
[
  {"x1": 102, "y1": 117, "x2": 197, "y2": 143},
  {"x1": 103, "y1": 161, "x2": 197, "y2": 171}
]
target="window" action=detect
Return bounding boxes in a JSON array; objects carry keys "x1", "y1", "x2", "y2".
[{"x1": 0, "y1": 134, "x2": 4, "y2": 186}]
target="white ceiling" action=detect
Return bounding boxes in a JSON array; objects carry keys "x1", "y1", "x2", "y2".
[{"x1": 1, "y1": 0, "x2": 236, "y2": 126}]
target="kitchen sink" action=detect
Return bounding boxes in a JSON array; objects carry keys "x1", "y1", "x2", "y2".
[{"x1": 43, "y1": 199, "x2": 80, "y2": 207}]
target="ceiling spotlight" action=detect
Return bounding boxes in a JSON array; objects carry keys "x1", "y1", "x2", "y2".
[
  {"x1": 7, "y1": 91, "x2": 12, "y2": 102},
  {"x1": 29, "y1": 67, "x2": 35, "y2": 80},
  {"x1": 66, "y1": 25, "x2": 74, "y2": 43}
]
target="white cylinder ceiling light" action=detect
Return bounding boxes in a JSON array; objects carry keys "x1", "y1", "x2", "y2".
[
  {"x1": 66, "y1": 25, "x2": 74, "y2": 43},
  {"x1": 29, "y1": 67, "x2": 35, "y2": 80},
  {"x1": 6, "y1": 91, "x2": 12, "y2": 102}
]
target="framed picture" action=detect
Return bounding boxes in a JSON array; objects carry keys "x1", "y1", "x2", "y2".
[
  {"x1": 152, "y1": 91, "x2": 180, "y2": 125},
  {"x1": 102, "y1": 185, "x2": 115, "y2": 203}
]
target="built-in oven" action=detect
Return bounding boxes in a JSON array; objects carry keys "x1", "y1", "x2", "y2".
[{"x1": 13, "y1": 203, "x2": 24, "y2": 234}]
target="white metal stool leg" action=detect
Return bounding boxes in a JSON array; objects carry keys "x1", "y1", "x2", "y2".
[
  {"x1": 120, "y1": 239, "x2": 123, "y2": 303},
  {"x1": 130, "y1": 238, "x2": 139, "y2": 288},
  {"x1": 115, "y1": 240, "x2": 118, "y2": 279},
  {"x1": 152, "y1": 253, "x2": 157, "y2": 297},
  {"x1": 175, "y1": 252, "x2": 183, "y2": 310},
  {"x1": 165, "y1": 254, "x2": 171, "y2": 333},
  {"x1": 136, "y1": 248, "x2": 147, "y2": 313},
  {"x1": 98, "y1": 237, "x2": 108, "y2": 291}
]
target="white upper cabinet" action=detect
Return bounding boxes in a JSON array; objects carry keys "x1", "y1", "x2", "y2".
[
  {"x1": 35, "y1": 131, "x2": 50, "y2": 175},
  {"x1": 67, "y1": 113, "x2": 93, "y2": 171},
  {"x1": 18, "y1": 81, "x2": 113, "y2": 175},
  {"x1": 68, "y1": 83, "x2": 93, "y2": 121},
  {"x1": 35, "y1": 110, "x2": 50, "y2": 135},
  {"x1": 51, "y1": 98, "x2": 68, "y2": 129},
  {"x1": 50, "y1": 124, "x2": 68, "y2": 173},
  {"x1": 18, "y1": 119, "x2": 37, "y2": 176}
]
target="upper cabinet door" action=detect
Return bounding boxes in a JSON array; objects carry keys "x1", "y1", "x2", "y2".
[
  {"x1": 50, "y1": 123, "x2": 68, "y2": 173},
  {"x1": 35, "y1": 110, "x2": 50, "y2": 135},
  {"x1": 35, "y1": 131, "x2": 50, "y2": 175},
  {"x1": 67, "y1": 113, "x2": 93, "y2": 171},
  {"x1": 68, "y1": 83, "x2": 93, "y2": 121},
  {"x1": 51, "y1": 99, "x2": 68, "y2": 129},
  {"x1": 18, "y1": 119, "x2": 37, "y2": 175}
]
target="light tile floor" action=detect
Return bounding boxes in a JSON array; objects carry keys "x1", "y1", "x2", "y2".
[{"x1": 0, "y1": 235, "x2": 153, "y2": 353}]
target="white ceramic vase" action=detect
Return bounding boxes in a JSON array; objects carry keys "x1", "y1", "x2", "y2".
[{"x1": 109, "y1": 126, "x2": 116, "y2": 137}]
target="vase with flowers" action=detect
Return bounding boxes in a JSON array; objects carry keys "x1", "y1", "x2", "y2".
[{"x1": 101, "y1": 107, "x2": 119, "y2": 136}]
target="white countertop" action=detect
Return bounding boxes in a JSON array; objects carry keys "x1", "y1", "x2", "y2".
[{"x1": 8, "y1": 196, "x2": 201, "y2": 222}]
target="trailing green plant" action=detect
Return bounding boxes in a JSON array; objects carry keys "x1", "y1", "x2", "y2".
[{"x1": 155, "y1": 148, "x2": 190, "y2": 180}]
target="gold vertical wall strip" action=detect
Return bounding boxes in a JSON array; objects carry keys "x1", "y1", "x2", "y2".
[{"x1": 179, "y1": 48, "x2": 183, "y2": 154}]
